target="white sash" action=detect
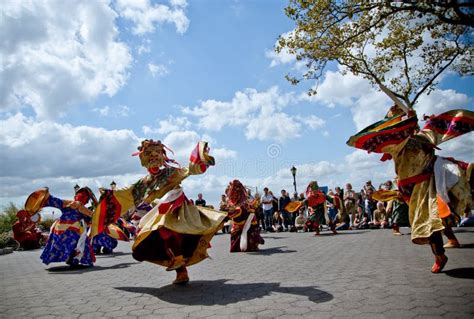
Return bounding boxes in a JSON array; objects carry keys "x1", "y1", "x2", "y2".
[
  {"x1": 75, "y1": 219, "x2": 87, "y2": 261},
  {"x1": 240, "y1": 213, "x2": 255, "y2": 252},
  {"x1": 139, "y1": 187, "x2": 184, "y2": 229}
]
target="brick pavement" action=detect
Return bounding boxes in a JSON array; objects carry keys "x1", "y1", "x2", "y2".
[{"x1": 0, "y1": 227, "x2": 473, "y2": 319}]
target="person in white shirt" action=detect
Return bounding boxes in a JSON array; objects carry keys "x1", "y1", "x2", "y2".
[{"x1": 261, "y1": 187, "x2": 274, "y2": 231}]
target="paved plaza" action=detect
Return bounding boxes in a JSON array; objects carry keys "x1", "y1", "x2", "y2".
[{"x1": 1, "y1": 228, "x2": 473, "y2": 319}]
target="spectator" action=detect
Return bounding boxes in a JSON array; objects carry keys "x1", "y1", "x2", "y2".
[
  {"x1": 261, "y1": 187, "x2": 274, "y2": 231},
  {"x1": 371, "y1": 202, "x2": 389, "y2": 229},
  {"x1": 252, "y1": 192, "x2": 265, "y2": 230},
  {"x1": 294, "y1": 209, "x2": 306, "y2": 232},
  {"x1": 353, "y1": 206, "x2": 369, "y2": 229},
  {"x1": 364, "y1": 187, "x2": 377, "y2": 222},
  {"x1": 387, "y1": 194, "x2": 410, "y2": 236},
  {"x1": 219, "y1": 194, "x2": 228, "y2": 212},
  {"x1": 344, "y1": 183, "x2": 357, "y2": 228},
  {"x1": 195, "y1": 193, "x2": 206, "y2": 207},
  {"x1": 335, "y1": 186, "x2": 344, "y2": 200},
  {"x1": 292, "y1": 192, "x2": 298, "y2": 201},
  {"x1": 272, "y1": 210, "x2": 283, "y2": 232},
  {"x1": 384, "y1": 180, "x2": 395, "y2": 190},
  {"x1": 364, "y1": 180, "x2": 376, "y2": 193},
  {"x1": 327, "y1": 190, "x2": 339, "y2": 223},
  {"x1": 222, "y1": 219, "x2": 232, "y2": 234},
  {"x1": 279, "y1": 190, "x2": 292, "y2": 231}
]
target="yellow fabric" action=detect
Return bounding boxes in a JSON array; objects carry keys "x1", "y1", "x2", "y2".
[
  {"x1": 372, "y1": 190, "x2": 399, "y2": 202},
  {"x1": 133, "y1": 202, "x2": 226, "y2": 267},
  {"x1": 25, "y1": 188, "x2": 50, "y2": 215},
  {"x1": 420, "y1": 109, "x2": 474, "y2": 146},
  {"x1": 90, "y1": 188, "x2": 135, "y2": 237},
  {"x1": 285, "y1": 201, "x2": 303, "y2": 213},
  {"x1": 390, "y1": 133, "x2": 472, "y2": 244},
  {"x1": 368, "y1": 116, "x2": 402, "y2": 132},
  {"x1": 128, "y1": 142, "x2": 225, "y2": 267},
  {"x1": 106, "y1": 224, "x2": 128, "y2": 241},
  {"x1": 51, "y1": 220, "x2": 84, "y2": 233}
]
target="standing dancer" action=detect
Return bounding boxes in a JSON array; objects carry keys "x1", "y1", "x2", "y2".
[
  {"x1": 225, "y1": 180, "x2": 264, "y2": 252},
  {"x1": 91, "y1": 140, "x2": 226, "y2": 284},
  {"x1": 347, "y1": 106, "x2": 473, "y2": 273},
  {"x1": 305, "y1": 181, "x2": 336, "y2": 235}
]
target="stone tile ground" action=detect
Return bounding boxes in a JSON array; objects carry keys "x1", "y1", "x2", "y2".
[{"x1": 1, "y1": 228, "x2": 473, "y2": 318}]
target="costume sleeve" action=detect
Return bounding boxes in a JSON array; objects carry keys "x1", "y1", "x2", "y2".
[
  {"x1": 44, "y1": 194, "x2": 64, "y2": 210},
  {"x1": 419, "y1": 109, "x2": 474, "y2": 146},
  {"x1": 187, "y1": 141, "x2": 215, "y2": 176}
]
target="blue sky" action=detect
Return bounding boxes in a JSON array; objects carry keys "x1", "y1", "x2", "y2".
[{"x1": 1, "y1": 0, "x2": 473, "y2": 212}]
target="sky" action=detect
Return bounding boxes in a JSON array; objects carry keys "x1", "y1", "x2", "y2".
[{"x1": 1, "y1": 0, "x2": 473, "y2": 213}]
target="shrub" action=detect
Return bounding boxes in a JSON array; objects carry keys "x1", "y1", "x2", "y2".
[
  {"x1": 39, "y1": 218, "x2": 55, "y2": 232},
  {"x1": 0, "y1": 203, "x2": 19, "y2": 233},
  {"x1": 0, "y1": 231, "x2": 17, "y2": 249}
]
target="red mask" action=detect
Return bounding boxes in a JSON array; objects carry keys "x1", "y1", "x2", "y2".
[{"x1": 74, "y1": 192, "x2": 89, "y2": 205}]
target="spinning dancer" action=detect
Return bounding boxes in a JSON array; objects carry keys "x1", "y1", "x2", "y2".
[
  {"x1": 347, "y1": 106, "x2": 473, "y2": 273},
  {"x1": 91, "y1": 140, "x2": 226, "y2": 284},
  {"x1": 25, "y1": 187, "x2": 98, "y2": 267}
]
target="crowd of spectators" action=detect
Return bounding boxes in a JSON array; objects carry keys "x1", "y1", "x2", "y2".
[
  {"x1": 201, "y1": 180, "x2": 413, "y2": 235},
  {"x1": 197, "y1": 179, "x2": 473, "y2": 235}
]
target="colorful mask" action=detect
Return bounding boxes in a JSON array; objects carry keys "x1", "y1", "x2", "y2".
[
  {"x1": 226, "y1": 180, "x2": 248, "y2": 207},
  {"x1": 134, "y1": 139, "x2": 177, "y2": 174}
]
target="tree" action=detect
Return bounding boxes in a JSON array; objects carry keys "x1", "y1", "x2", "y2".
[{"x1": 277, "y1": 0, "x2": 473, "y2": 110}]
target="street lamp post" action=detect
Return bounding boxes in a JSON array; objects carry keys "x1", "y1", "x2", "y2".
[{"x1": 291, "y1": 166, "x2": 297, "y2": 195}]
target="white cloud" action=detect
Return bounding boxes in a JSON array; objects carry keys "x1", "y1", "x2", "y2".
[
  {"x1": 0, "y1": 1, "x2": 132, "y2": 120},
  {"x1": 437, "y1": 134, "x2": 474, "y2": 162},
  {"x1": 0, "y1": 173, "x2": 143, "y2": 208},
  {"x1": 0, "y1": 114, "x2": 236, "y2": 208},
  {"x1": 416, "y1": 89, "x2": 471, "y2": 117},
  {"x1": 0, "y1": 113, "x2": 141, "y2": 180},
  {"x1": 170, "y1": 0, "x2": 188, "y2": 8},
  {"x1": 211, "y1": 148, "x2": 238, "y2": 160},
  {"x1": 245, "y1": 112, "x2": 302, "y2": 142},
  {"x1": 143, "y1": 116, "x2": 192, "y2": 135},
  {"x1": 148, "y1": 63, "x2": 169, "y2": 77},
  {"x1": 162, "y1": 130, "x2": 237, "y2": 162},
  {"x1": 266, "y1": 30, "x2": 297, "y2": 67},
  {"x1": 115, "y1": 0, "x2": 189, "y2": 35},
  {"x1": 301, "y1": 67, "x2": 373, "y2": 108},
  {"x1": 182, "y1": 86, "x2": 326, "y2": 142},
  {"x1": 297, "y1": 115, "x2": 326, "y2": 129},
  {"x1": 93, "y1": 105, "x2": 131, "y2": 117},
  {"x1": 137, "y1": 39, "x2": 151, "y2": 55}
]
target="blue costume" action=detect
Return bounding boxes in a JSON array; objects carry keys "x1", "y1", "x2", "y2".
[
  {"x1": 40, "y1": 195, "x2": 95, "y2": 266},
  {"x1": 92, "y1": 232, "x2": 118, "y2": 254}
]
